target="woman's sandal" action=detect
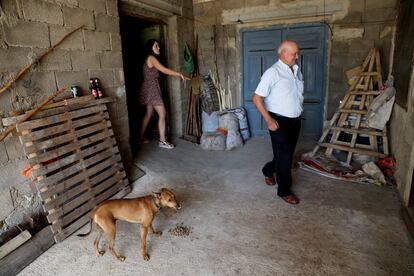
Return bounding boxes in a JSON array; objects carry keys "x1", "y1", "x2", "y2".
[{"x1": 158, "y1": 140, "x2": 175, "y2": 149}]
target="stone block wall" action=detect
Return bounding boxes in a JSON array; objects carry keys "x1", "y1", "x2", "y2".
[
  {"x1": 0, "y1": 0, "x2": 131, "y2": 234},
  {"x1": 327, "y1": 0, "x2": 397, "y2": 118}
]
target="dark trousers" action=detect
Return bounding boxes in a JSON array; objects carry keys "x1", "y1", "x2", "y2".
[{"x1": 262, "y1": 112, "x2": 301, "y2": 197}]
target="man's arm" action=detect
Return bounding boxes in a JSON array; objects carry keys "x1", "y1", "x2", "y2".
[{"x1": 252, "y1": 94, "x2": 279, "y2": 131}]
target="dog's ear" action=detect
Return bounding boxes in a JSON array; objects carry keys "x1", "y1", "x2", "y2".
[{"x1": 152, "y1": 192, "x2": 161, "y2": 198}]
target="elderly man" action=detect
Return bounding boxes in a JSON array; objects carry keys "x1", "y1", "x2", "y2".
[{"x1": 252, "y1": 40, "x2": 303, "y2": 204}]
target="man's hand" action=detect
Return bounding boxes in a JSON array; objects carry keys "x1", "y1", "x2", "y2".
[
  {"x1": 266, "y1": 118, "x2": 279, "y2": 131},
  {"x1": 252, "y1": 94, "x2": 280, "y2": 131}
]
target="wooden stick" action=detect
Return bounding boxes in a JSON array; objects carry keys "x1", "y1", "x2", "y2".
[
  {"x1": 0, "y1": 88, "x2": 67, "y2": 142},
  {"x1": 0, "y1": 25, "x2": 84, "y2": 95}
]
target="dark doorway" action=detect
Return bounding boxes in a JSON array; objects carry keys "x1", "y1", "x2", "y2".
[{"x1": 119, "y1": 15, "x2": 169, "y2": 156}]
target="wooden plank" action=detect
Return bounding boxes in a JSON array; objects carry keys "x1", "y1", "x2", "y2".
[
  {"x1": 39, "y1": 171, "x2": 87, "y2": 200},
  {"x1": 0, "y1": 226, "x2": 55, "y2": 276},
  {"x1": 54, "y1": 183, "x2": 131, "y2": 242},
  {"x1": 57, "y1": 182, "x2": 128, "y2": 242},
  {"x1": 19, "y1": 121, "x2": 72, "y2": 143},
  {"x1": 375, "y1": 50, "x2": 383, "y2": 88},
  {"x1": 45, "y1": 155, "x2": 121, "y2": 220},
  {"x1": 43, "y1": 180, "x2": 89, "y2": 211},
  {"x1": 24, "y1": 132, "x2": 76, "y2": 154},
  {"x1": 338, "y1": 109, "x2": 367, "y2": 114},
  {"x1": 55, "y1": 180, "x2": 130, "y2": 241},
  {"x1": 334, "y1": 140, "x2": 375, "y2": 150},
  {"x1": 81, "y1": 137, "x2": 117, "y2": 158},
  {"x1": 32, "y1": 152, "x2": 82, "y2": 178},
  {"x1": 72, "y1": 113, "x2": 108, "y2": 129},
  {"x1": 20, "y1": 112, "x2": 111, "y2": 147},
  {"x1": 74, "y1": 121, "x2": 107, "y2": 139},
  {"x1": 29, "y1": 129, "x2": 114, "y2": 165},
  {"x1": 313, "y1": 91, "x2": 354, "y2": 154},
  {"x1": 318, "y1": 142, "x2": 387, "y2": 157},
  {"x1": 47, "y1": 190, "x2": 93, "y2": 223},
  {"x1": 42, "y1": 160, "x2": 123, "y2": 210},
  {"x1": 36, "y1": 161, "x2": 85, "y2": 188},
  {"x1": 32, "y1": 137, "x2": 116, "y2": 178},
  {"x1": 17, "y1": 104, "x2": 106, "y2": 131},
  {"x1": 78, "y1": 129, "x2": 114, "y2": 148},
  {"x1": 349, "y1": 91, "x2": 380, "y2": 95},
  {"x1": 84, "y1": 154, "x2": 122, "y2": 178},
  {"x1": 41, "y1": 95, "x2": 94, "y2": 110},
  {"x1": 3, "y1": 97, "x2": 116, "y2": 127},
  {"x1": 346, "y1": 94, "x2": 366, "y2": 163},
  {"x1": 12, "y1": 101, "x2": 128, "y2": 246},
  {"x1": 83, "y1": 148, "x2": 115, "y2": 168},
  {"x1": 330, "y1": 126, "x2": 384, "y2": 136},
  {"x1": 27, "y1": 142, "x2": 78, "y2": 166},
  {"x1": 326, "y1": 71, "x2": 366, "y2": 155},
  {"x1": 47, "y1": 172, "x2": 124, "y2": 224},
  {"x1": 54, "y1": 213, "x2": 91, "y2": 242},
  {"x1": 58, "y1": 175, "x2": 125, "y2": 228},
  {"x1": 360, "y1": 48, "x2": 375, "y2": 72},
  {"x1": 0, "y1": 230, "x2": 32, "y2": 260},
  {"x1": 367, "y1": 79, "x2": 378, "y2": 152},
  {"x1": 89, "y1": 165, "x2": 124, "y2": 187},
  {"x1": 325, "y1": 53, "x2": 375, "y2": 157},
  {"x1": 326, "y1": 93, "x2": 358, "y2": 155},
  {"x1": 50, "y1": 176, "x2": 128, "y2": 232},
  {"x1": 70, "y1": 104, "x2": 107, "y2": 120},
  {"x1": 359, "y1": 72, "x2": 381, "y2": 76},
  {"x1": 16, "y1": 112, "x2": 70, "y2": 132},
  {"x1": 382, "y1": 126, "x2": 389, "y2": 155}
]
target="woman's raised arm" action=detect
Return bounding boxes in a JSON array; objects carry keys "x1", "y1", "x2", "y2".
[{"x1": 148, "y1": 56, "x2": 189, "y2": 81}]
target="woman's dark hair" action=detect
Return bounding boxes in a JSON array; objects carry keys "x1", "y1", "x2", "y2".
[{"x1": 144, "y1": 39, "x2": 160, "y2": 59}]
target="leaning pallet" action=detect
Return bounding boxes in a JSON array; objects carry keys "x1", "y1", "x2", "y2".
[
  {"x1": 15, "y1": 96, "x2": 131, "y2": 242},
  {"x1": 312, "y1": 48, "x2": 389, "y2": 164}
]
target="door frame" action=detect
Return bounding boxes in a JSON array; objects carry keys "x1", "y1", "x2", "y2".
[{"x1": 240, "y1": 22, "x2": 329, "y2": 137}]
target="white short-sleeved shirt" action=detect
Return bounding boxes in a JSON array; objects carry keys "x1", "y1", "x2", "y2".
[{"x1": 254, "y1": 59, "x2": 304, "y2": 118}]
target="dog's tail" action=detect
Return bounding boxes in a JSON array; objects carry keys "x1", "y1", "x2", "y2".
[{"x1": 77, "y1": 218, "x2": 94, "y2": 237}]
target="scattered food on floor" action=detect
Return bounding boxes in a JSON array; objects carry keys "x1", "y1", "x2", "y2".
[{"x1": 168, "y1": 223, "x2": 193, "y2": 237}]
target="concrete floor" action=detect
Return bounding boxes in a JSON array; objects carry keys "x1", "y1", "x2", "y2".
[{"x1": 20, "y1": 138, "x2": 413, "y2": 275}]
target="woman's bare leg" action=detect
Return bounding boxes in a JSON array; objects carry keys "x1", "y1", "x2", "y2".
[
  {"x1": 154, "y1": 105, "x2": 167, "y2": 142},
  {"x1": 140, "y1": 104, "x2": 154, "y2": 141}
]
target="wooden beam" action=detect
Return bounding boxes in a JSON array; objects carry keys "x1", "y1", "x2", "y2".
[
  {"x1": 330, "y1": 126, "x2": 384, "y2": 136},
  {"x1": 0, "y1": 227, "x2": 55, "y2": 276},
  {"x1": 0, "y1": 230, "x2": 32, "y2": 260},
  {"x1": 349, "y1": 91, "x2": 380, "y2": 95},
  {"x1": 338, "y1": 109, "x2": 367, "y2": 114},
  {"x1": 318, "y1": 142, "x2": 387, "y2": 158}
]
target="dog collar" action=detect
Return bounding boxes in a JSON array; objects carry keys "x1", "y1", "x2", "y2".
[{"x1": 152, "y1": 196, "x2": 161, "y2": 210}]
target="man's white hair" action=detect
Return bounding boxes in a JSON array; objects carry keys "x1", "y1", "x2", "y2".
[{"x1": 277, "y1": 40, "x2": 298, "y2": 54}]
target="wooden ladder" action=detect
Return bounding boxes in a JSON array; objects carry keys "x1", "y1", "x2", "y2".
[{"x1": 313, "y1": 48, "x2": 389, "y2": 164}]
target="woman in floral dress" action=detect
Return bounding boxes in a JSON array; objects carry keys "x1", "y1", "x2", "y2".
[{"x1": 139, "y1": 39, "x2": 189, "y2": 149}]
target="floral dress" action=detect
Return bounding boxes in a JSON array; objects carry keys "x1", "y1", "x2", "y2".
[{"x1": 139, "y1": 63, "x2": 164, "y2": 106}]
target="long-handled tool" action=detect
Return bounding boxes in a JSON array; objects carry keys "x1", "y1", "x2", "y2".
[{"x1": 0, "y1": 25, "x2": 84, "y2": 95}]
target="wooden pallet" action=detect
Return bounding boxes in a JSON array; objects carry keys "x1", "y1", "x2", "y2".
[
  {"x1": 16, "y1": 99, "x2": 130, "y2": 242},
  {"x1": 313, "y1": 48, "x2": 389, "y2": 164}
]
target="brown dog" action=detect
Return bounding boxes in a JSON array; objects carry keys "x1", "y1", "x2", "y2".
[{"x1": 77, "y1": 188, "x2": 180, "y2": 261}]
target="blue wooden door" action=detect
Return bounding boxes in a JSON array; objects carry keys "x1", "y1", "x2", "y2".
[
  {"x1": 242, "y1": 25, "x2": 326, "y2": 138},
  {"x1": 242, "y1": 29, "x2": 282, "y2": 136}
]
